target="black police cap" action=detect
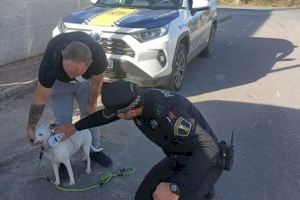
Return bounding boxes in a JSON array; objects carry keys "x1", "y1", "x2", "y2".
[{"x1": 101, "y1": 80, "x2": 142, "y2": 116}]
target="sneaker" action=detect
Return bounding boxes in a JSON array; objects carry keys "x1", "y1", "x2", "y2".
[
  {"x1": 90, "y1": 151, "x2": 112, "y2": 167},
  {"x1": 204, "y1": 187, "x2": 215, "y2": 200},
  {"x1": 90, "y1": 143, "x2": 104, "y2": 152},
  {"x1": 59, "y1": 163, "x2": 69, "y2": 182}
]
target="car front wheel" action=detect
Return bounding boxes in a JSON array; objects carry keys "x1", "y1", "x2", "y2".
[{"x1": 167, "y1": 43, "x2": 187, "y2": 91}]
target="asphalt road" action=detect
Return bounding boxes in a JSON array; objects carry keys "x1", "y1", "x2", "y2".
[{"x1": 1, "y1": 8, "x2": 300, "y2": 200}]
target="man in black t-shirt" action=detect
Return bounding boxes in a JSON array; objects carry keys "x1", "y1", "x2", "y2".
[{"x1": 26, "y1": 32, "x2": 112, "y2": 169}]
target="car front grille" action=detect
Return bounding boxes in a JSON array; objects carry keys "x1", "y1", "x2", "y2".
[
  {"x1": 104, "y1": 60, "x2": 127, "y2": 79},
  {"x1": 104, "y1": 69, "x2": 126, "y2": 79},
  {"x1": 100, "y1": 38, "x2": 135, "y2": 57}
]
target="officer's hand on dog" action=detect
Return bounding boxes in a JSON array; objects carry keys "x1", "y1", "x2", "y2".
[
  {"x1": 54, "y1": 124, "x2": 76, "y2": 141},
  {"x1": 153, "y1": 182, "x2": 179, "y2": 200}
]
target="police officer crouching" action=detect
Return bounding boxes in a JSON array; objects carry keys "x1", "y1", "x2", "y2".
[{"x1": 55, "y1": 80, "x2": 223, "y2": 200}]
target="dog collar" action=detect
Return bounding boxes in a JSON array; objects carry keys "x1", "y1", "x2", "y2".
[{"x1": 47, "y1": 133, "x2": 64, "y2": 147}]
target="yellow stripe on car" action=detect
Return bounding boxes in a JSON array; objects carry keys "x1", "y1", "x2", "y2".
[{"x1": 87, "y1": 8, "x2": 139, "y2": 26}]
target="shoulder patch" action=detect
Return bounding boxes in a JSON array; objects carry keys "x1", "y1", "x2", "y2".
[{"x1": 174, "y1": 117, "x2": 192, "y2": 137}]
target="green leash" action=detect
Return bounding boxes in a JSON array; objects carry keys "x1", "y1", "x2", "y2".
[{"x1": 33, "y1": 167, "x2": 135, "y2": 192}]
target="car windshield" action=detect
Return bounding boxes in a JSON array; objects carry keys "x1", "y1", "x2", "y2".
[{"x1": 96, "y1": 0, "x2": 182, "y2": 9}]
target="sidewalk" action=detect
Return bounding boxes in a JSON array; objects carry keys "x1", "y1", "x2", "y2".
[{"x1": 0, "y1": 55, "x2": 42, "y2": 101}]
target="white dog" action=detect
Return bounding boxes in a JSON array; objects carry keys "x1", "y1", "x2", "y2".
[{"x1": 34, "y1": 124, "x2": 92, "y2": 185}]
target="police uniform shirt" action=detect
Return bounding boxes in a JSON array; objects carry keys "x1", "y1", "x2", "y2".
[
  {"x1": 38, "y1": 32, "x2": 108, "y2": 88},
  {"x1": 134, "y1": 89, "x2": 219, "y2": 155},
  {"x1": 75, "y1": 88, "x2": 219, "y2": 155}
]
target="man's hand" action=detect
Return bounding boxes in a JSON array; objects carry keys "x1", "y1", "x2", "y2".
[
  {"x1": 153, "y1": 182, "x2": 179, "y2": 200},
  {"x1": 26, "y1": 128, "x2": 40, "y2": 146},
  {"x1": 26, "y1": 83, "x2": 50, "y2": 145},
  {"x1": 54, "y1": 124, "x2": 76, "y2": 141}
]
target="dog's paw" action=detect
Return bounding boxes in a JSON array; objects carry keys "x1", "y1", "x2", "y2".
[
  {"x1": 69, "y1": 180, "x2": 75, "y2": 185},
  {"x1": 86, "y1": 168, "x2": 91, "y2": 174}
]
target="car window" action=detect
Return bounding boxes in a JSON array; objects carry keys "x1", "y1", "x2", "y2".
[
  {"x1": 192, "y1": 0, "x2": 209, "y2": 8},
  {"x1": 132, "y1": 0, "x2": 150, "y2": 6},
  {"x1": 96, "y1": 0, "x2": 182, "y2": 9},
  {"x1": 100, "y1": 0, "x2": 123, "y2": 5}
]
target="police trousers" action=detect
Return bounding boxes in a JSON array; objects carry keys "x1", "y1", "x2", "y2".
[{"x1": 135, "y1": 145, "x2": 222, "y2": 200}]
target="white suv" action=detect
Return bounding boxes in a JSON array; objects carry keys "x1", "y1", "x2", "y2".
[{"x1": 53, "y1": 0, "x2": 217, "y2": 90}]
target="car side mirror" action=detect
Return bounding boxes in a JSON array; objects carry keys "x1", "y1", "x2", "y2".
[{"x1": 191, "y1": 0, "x2": 210, "y2": 15}]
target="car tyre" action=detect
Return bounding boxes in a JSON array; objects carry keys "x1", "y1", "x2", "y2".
[{"x1": 167, "y1": 43, "x2": 187, "y2": 91}]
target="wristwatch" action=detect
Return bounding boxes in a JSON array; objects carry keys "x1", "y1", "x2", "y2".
[{"x1": 169, "y1": 182, "x2": 180, "y2": 195}]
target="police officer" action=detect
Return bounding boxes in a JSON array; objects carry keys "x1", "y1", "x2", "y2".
[{"x1": 55, "y1": 80, "x2": 223, "y2": 200}]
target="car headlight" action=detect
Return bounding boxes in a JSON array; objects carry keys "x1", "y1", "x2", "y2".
[
  {"x1": 131, "y1": 26, "x2": 168, "y2": 43},
  {"x1": 57, "y1": 18, "x2": 67, "y2": 33}
]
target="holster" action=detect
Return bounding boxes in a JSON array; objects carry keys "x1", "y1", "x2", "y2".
[{"x1": 218, "y1": 140, "x2": 234, "y2": 171}]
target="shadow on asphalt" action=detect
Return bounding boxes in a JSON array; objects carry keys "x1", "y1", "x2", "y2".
[
  {"x1": 192, "y1": 100, "x2": 300, "y2": 200},
  {"x1": 183, "y1": 37, "x2": 296, "y2": 96},
  {"x1": 180, "y1": 8, "x2": 297, "y2": 96}
]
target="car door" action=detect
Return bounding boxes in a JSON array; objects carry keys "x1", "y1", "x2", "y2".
[
  {"x1": 185, "y1": 0, "x2": 202, "y2": 56},
  {"x1": 199, "y1": 0, "x2": 213, "y2": 47},
  {"x1": 186, "y1": 0, "x2": 211, "y2": 58}
]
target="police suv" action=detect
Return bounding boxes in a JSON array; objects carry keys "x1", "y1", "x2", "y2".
[{"x1": 53, "y1": 0, "x2": 217, "y2": 90}]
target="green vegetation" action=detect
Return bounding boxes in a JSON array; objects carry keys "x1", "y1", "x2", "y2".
[{"x1": 218, "y1": 0, "x2": 300, "y2": 7}]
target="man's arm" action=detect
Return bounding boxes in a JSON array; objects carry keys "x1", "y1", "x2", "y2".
[
  {"x1": 86, "y1": 73, "x2": 104, "y2": 114},
  {"x1": 55, "y1": 109, "x2": 119, "y2": 140},
  {"x1": 26, "y1": 83, "x2": 51, "y2": 144}
]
